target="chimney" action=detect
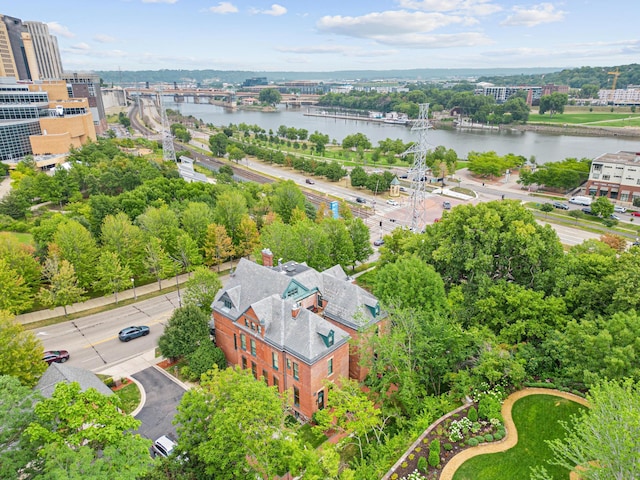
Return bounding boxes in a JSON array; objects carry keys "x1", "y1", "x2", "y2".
[
  {"x1": 291, "y1": 302, "x2": 301, "y2": 318},
  {"x1": 261, "y1": 248, "x2": 273, "y2": 267}
]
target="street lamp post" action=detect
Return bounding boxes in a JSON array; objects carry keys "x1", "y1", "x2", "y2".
[
  {"x1": 176, "y1": 273, "x2": 181, "y2": 307},
  {"x1": 131, "y1": 278, "x2": 137, "y2": 301}
]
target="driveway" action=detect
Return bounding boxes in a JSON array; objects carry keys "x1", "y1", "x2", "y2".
[{"x1": 132, "y1": 367, "x2": 186, "y2": 442}]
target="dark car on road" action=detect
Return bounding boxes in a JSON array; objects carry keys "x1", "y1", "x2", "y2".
[
  {"x1": 43, "y1": 350, "x2": 70, "y2": 365},
  {"x1": 442, "y1": 201, "x2": 451, "y2": 210},
  {"x1": 356, "y1": 197, "x2": 366, "y2": 204},
  {"x1": 118, "y1": 325, "x2": 150, "y2": 342},
  {"x1": 582, "y1": 207, "x2": 596, "y2": 216},
  {"x1": 305, "y1": 178, "x2": 314, "y2": 184},
  {"x1": 552, "y1": 201, "x2": 569, "y2": 210},
  {"x1": 373, "y1": 238, "x2": 384, "y2": 246}
]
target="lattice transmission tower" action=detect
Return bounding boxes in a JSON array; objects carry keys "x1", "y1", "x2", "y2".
[
  {"x1": 402, "y1": 103, "x2": 431, "y2": 232},
  {"x1": 158, "y1": 89, "x2": 176, "y2": 163}
]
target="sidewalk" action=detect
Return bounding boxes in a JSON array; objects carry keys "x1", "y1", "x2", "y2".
[{"x1": 15, "y1": 261, "x2": 235, "y2": 325}]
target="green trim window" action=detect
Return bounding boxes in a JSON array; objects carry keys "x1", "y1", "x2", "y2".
[
  {"x1": 272, "y1": 352, "x2": 279, "y2": 370},
  {"x1": 223, "y1": 298, "x2": 232, "y2": 309},
  {"x1": 241, "y1": 356, "x2": 247, "y2": 369},
  {"x1": 293, "y1": 362, "x2": 299, "y2": 380},
  {"x1": 293, "y1": 386, "x2": 300, "y2": 407},
  {"x1": 328, "y1": 358, "x2": 333, "y2": 375},
  {"x1": 240, "y1": 334, "x2": 246, "y2": 351},
  {"x1": 250, "y1": 339, "x2": 256, "y2": 357}
]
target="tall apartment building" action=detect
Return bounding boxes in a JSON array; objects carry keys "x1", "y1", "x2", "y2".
[
  {"x1": 62, "y1": 72, "x2": 107, "y2": 134},
  {"x1": 0, "y1": 14, "x2": 33, "y2": 80},
  {"x1": 23, "y1": 21, "x2": 63, "y2": 80},
  {"x1": 0, "y1": 77, "x2": 96, "y2": 163},
  {"x1": 585, "y1": 151, "x2": 640, "y2": 204}
]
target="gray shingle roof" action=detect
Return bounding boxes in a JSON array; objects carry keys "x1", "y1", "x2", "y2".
[
  {"x1": 212, "y1": 259, "x2": 384, "y2": 361},
  {"x1": 35, "y1": 363, "x2": 113, "y2": 398}
]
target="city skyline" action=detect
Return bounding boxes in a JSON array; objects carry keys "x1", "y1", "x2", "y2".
[{"x1": 4, "y1": 0, "x2": 639, "y2": 73}]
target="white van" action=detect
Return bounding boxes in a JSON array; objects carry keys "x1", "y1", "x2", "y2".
[{"x1": 569, "y1": 196, "x2": 592, "y2": 206}]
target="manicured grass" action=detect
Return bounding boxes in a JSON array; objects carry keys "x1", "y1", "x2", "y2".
[
  {"x1": 113, "y1": 381, "x2": 142, "y2": 414},
  {"x1": 453, "y1": 394, "x2": 587, "y2": 480},
  {"x1": 298, "y1": 423, "x2": 327, "y2": 449},
  {"x1": 528, "y1": 112, "x2": 640, "y2": 126},
  {"x1": 1, "y1": 231, "x2": 34, "y2": 245}
]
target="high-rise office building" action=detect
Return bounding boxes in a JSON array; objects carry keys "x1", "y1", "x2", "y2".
[
  {"x1": 23, "y1": 21, "x2": 63, "y2": 79},
  {"x1": 0, "y1": 14, "x2": 33, "y2": 80}
]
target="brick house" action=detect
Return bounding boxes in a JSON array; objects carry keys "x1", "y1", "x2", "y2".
[{"x1": 211, "y1": 251, "x2": 384, "y2": 420}]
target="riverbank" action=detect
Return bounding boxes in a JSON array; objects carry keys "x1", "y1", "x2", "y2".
[{"x1": 510, "y1": 122, "x2": 640, "y2": 138}]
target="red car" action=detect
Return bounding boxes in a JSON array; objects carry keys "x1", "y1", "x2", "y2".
[
  {"x1": 43, "y1": 350, "x2": 70, "y2": 365},
  {"x1": 632, "y1": 211, "x2": 640, "y2": 217}
]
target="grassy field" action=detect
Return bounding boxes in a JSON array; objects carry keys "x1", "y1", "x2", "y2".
[
  {"x1": 528, "y1": 112, "x2": 640, "y2": 127},
  {"x1": 453, "y1": 394, "x2": 587, "y2": 480},
  {"x1": 113, "y1": 382, "x2": 142, "y2": 414},
  {"x1": 1, "y1": 231, "x2": 34, "y2": 245}
]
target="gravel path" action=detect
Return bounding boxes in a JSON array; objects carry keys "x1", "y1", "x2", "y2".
[{"x1": 439, "y1": 388, "x2": 590, "y2": 480}]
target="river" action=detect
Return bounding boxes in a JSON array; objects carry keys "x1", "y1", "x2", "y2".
[{"x1": 166, "y1": 100, "x2": 640, "y2": 164}]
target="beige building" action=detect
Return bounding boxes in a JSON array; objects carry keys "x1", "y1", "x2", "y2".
[
  {"x1": 23, "y1": 21, "x2": 63, "y2": 80},
  {"x1": 586, "y1": 151, "x2": 640, "y2": 204}
]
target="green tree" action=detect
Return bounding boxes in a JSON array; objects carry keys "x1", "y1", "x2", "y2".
[
  {"x1": 158, "y1": 304, "x2": 210, "y2": 359},
  {"x1": 258, "y1": 88, "x2": 282, "y2": 106},
  {"x1": 0, "y1": 312, "x2": 47, "y2": 388},
  {"x1": 143, "y1": 237, "x2": 176, "y2": 290},
  {"x1": 25, "y1": 381, "x2": 152, "y2": 479},
  {"x1": 234, "y1": 214, "x2": 260, "y2": 259},
  {"x1": 350, "y1": 165, "x2": 368, "y2": 188},
  {"x1": 100, "y1": 211, "x2": 147, "y2": 278},
  {"x1": 93, "y1": 251, "x2": 133, "y2": 304},
  {"x1": 173, "y1": 232, "x2": 203, "y2": 274},
  {"x1": 342, "y1": 133, "x2": 372, "y2": 150},
  {"x1": 204, "y1": 223, "x2": 235, "y2": 271},
  {"x1": 0, "y1": 190, "x2": 30, "y2": 219},
  {"x1": 209, "y1": 132, "x2": 228, "y2": 157},
  {"x1": 591, "y1": 196, "x2": 614, "y2": 218},
  {"x1": 534, "y1": 379, "x2": 640, "y2": 480},
  {"x1": 539, "y1": 92, "x2": 568, "y2": 117},
  {"x1": 347, "y1": 217, "x2": 373, "y2": 269},
  {"x1": 271, "y1": 180, "x2": 306, "y2": 224},
  {"x1": 182, "y1": 266, "x2": 222, "y2": 314},
  {"x1": 374, "y1": 254, "x2": 448, "y2": 313},
  {"x1": 53, "y1": 219, "x2": 98, "y2": 289},
  {"x1": 38, "y1": 257, "x2": 86, "y2": 316},
  {"x1": 213, "y1": 189, "x2": 248, "y2": 242},
  {"x1": 0, "y1": 375, "x2": 41, "y2": 480},
  {"x1": 309, "y1": 131, "x2": 329, "y2": 154},
  {"x1": 322, "y1": 218, "x2": 355, "y2": 269},
  {"x1": 175, "y1": 366, "x2": 300, "y2": 480},
  {"x1": 186, "y1": 342, "x2": 227, "y2": 380},
  {"x1": 137, "y1": 204, "x2": 181, "y2": 255},
  {"x1": 0, "y1": 258, "x2": 33, "y2": 314},
  {"x1": 227, "y1": 145, "x2": 245, "y2": 164},
  {"x1": 180, "y1": 201, "x2": 214, "y2": 248},
  {"x1": 314, "y1": 378, "x2": 384, "y2": 461}
]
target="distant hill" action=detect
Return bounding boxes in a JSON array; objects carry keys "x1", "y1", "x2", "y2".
[
  {"x1": 477, "y1": 64, "x2": 640, "y2": 89},
  {"x1": 96, "y1": 67, "x2": 560, "y2": 86}
]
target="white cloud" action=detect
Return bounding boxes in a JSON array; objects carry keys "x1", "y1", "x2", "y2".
[
  {"x1": 142, "y1": 0, "x2": 179, "y2": 3},
  {"x1": 277, "y1": 45, "x2": 350, "y2": 54},
  {"x1": 249, "y1": 4, "x2": 287, "y2": 16},
  {"x1": 397, "y1": 0, "x2": 502, "y2": 16},
  {"x1": 93, "y1": 34, "x2": 117, "y2": 43},
  {"x1": 208, "y1": 2, "x2": 238, "y2": 14},
  {"x1": 374, "y1": 31, "x2": 493, "y2": 48},
  {"x1": 317, "y1": 10, "x2": 471, "y2": 38},
  {"x1": 68, "y1": 43, "x2": 91, "y2": 53},
  {"x1": 501, "y1": 3, "x2": 566, "y2": 27},
  {"x1": 46, "y1": 22, "x2": 74, "y2": 38}
]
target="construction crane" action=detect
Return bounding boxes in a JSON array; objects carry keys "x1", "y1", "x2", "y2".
[{"x1": 608, "y1": 67, "x2": 621, "y2": 91}]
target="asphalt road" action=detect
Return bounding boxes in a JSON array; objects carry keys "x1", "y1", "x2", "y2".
[
  {"x1": 133, "y1": 367, "x2": 186, "y2": 442},
  {"x1": 35, "y1": 292, "x2": 181, "y2": 372}
]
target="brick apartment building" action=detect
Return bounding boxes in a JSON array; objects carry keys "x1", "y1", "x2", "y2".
[{"x1": 211, "y1": 251, "x2": 385, "y2": 420}]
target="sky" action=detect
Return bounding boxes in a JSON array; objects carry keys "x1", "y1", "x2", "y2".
[{"x1": 3, "y1": 0, "x2": 639, "y2": 73}]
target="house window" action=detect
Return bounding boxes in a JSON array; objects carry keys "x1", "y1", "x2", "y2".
[
  {"x1": 223, "y1": 298, "x2": 232, "y2": 309},
  {"x1": 328, "y1": 358, "x2": 333, "y2": 375},
  {"x1": 317, "y1": 389, "x2": 325, "y2": 410},
  {"x1": 240, "y1": 334, "x2": 246, "y2": 351},
  {"x1": 233, "y1": 334, "x2": 237, "y2": 350},
  {"x1": 251, "y1": 362, "x2": 257, "y2": 379},
  {"x1": 250, "y1": 339, "x2": 256, "y2": 356},
  {"x1": 286, "y1": 358, "x2": 291, "y2": 369},
  {"x1": 286, "y1": 286, "x2": 299, "y2": 298},
  {"x1": 272, "y1": 352, "x2": 279, "y2": 370},
  {"x1": 244, "y1": 319, "x2": 249, "y2": 327},
  {"x1": 250, "y1": 322, "x2": 256, "y2": 331},
  {"x1": 273, "y1": 375, "x2": 279, "y2": 391},
  {"x1": 293, "y1": 362, "x2": 299, "y2": 380},
  {"x1": 242, "y1": 356, "x2": 247, "y2": 369},
  {"x1": 262, "y1": 369, "x2": 268, "y2": 384},
  {"x1": 293, "y1": 386, "x2": 300, "y2": 407}
]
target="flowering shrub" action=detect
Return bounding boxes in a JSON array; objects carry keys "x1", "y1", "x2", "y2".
[
  {"x1": 401, "y1": 470, "x2": 428, "y2": 480},
  {"x1": 490, "y1": 417, "x2": 502, "y2": 427},
  {"x1": 471, "y1": 382, "x2": 507, "y2": 403},
  {"x1": 448, "y1": 416, "x2": 473, "y2": 442}
]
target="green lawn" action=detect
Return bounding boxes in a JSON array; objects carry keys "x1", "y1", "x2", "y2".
[
  {"x1": 1, "y1": 231, "x2": 34, "y2": 245},
  {"x1": 528, "y1": 112, "x2": 640, "y2": 127},
  {"x1": 453, "y1": 394, "x2": 587, "y2": 480},
  {"x1": 113, "y1": 382, "x2": 142, "y2": 414}
]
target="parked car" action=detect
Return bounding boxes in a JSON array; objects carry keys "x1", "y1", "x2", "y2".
[
  {"x1": 632, "y1": 211, "x2": 640, "y2": 217},
  {"x1": 355, "y1": 197, "x2": 366, "y2": 204},
  {"x1": 43, "y1": 350, "x2": 70, "y2": 365},
  {"x1": 399, "y1": 186, "x2": 407, "y2": 192},
  {"x1": 614, "y1": 205, "x2": 627, "y2": 213},
  {"x1": 305, "y1": 178, "x2": 314, "y2": 184},
  {"x1": 151, "y1": 435, "x2": 177, "y2": 458},
  {"x1": 442, "y1": 201, "x2": 451, "y2": 210},
  {"x1": 581, "y1": 207, "x2": 596, "y2": 216},
  {"x1": 373, "y1": 238, "x2": 384, "y2": 246},
  {"x1": 118, "y1": 326, "x2": 150, "y2": 342},
  {"x1": 569, "y1": 196, "x2": 592, "y2": 206},
  {"x1": 610, "y1": 214, "x2": 621, "y2": 220},
  {"x1": 552, "y1": 201, "x2": 569, "y2": 210},
  {"x1": 386, "y1": 199, "x2": 398, "y2": 206}
]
